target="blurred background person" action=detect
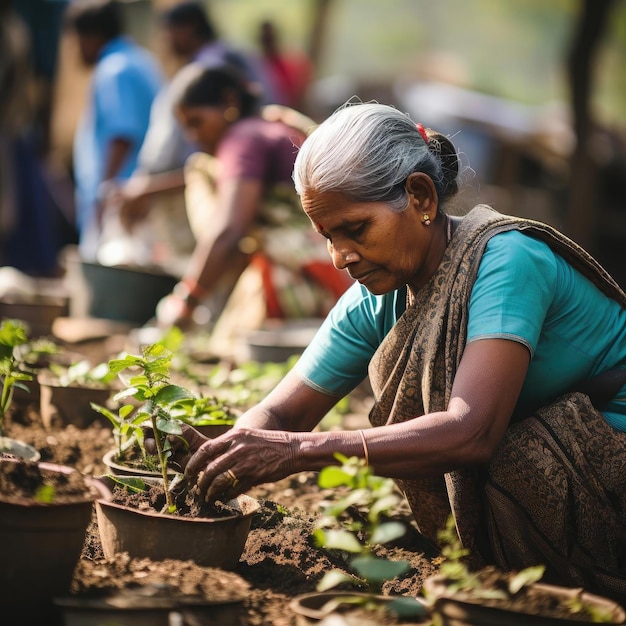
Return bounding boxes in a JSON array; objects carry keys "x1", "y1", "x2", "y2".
[
  {"x1": 65, "y1": 0, "x2": 162, "y2": 262},
  {"x1": 144, "y1": 64, "x2": 352, "y2": 353},
  {"x1": 0, "y1": 0, "x2": 72, "y2": 277},
  {"x1": 106, "y1": 1, "x2": 270, "y2": 275},
  {"x1": 255, "y1": 18, "x2": 313, "y2": 112}
]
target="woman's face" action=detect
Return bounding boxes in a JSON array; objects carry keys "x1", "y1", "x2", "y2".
[
  {"x1": 177, "y1": 104, "x2": 229, "y2": 154},
  {"x1": 301, "y1": 186, "x2": 441, "y2": 294}
]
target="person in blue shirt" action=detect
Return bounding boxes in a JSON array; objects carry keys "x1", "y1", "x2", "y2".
[
  {"x1": 66, "y1": 0, "x2": 162, "y2": 260},
  {"x1": 152, "y1": 102, "x2": 626, "y2": 602}
]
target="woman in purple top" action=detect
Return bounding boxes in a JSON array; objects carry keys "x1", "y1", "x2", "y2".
[{"x1": 147, "y1": 64, "x2": 351, "y2": 333}]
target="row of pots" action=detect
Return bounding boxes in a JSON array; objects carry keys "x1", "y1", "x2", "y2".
[{"x1": 4, "y1": 374, "x2": 626, "y2": 625}]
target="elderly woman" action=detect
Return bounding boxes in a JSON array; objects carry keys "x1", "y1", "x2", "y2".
[{"x1": 165, "y1": 102, "x2": 626, "y2": 600}]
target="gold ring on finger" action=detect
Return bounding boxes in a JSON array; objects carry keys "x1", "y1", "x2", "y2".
[{"x1": 226, "y1": 468, "x2": 239, "y2": 488}]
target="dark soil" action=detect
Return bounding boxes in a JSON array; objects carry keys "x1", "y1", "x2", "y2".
[{"x1": 3, "y1": 359, "x2": 624, "y2": 625}]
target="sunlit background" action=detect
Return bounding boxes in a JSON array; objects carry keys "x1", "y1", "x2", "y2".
[{"x1": 3, "y1": 0, "x2": 626, "y2": 283}]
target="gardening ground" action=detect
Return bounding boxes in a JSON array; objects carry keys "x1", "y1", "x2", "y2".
[{"x1": 4, "y1": 344, "x2": 440, "y2": 626}]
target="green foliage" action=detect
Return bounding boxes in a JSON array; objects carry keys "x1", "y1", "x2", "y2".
[
  {"x1": 49, "y1": 359, "x2": 117, "y2": 388},
  {"x1": 314, "y1": 455, "x2": 411, "y2": 595},
  {"x1": 0, "y1": 319, "x2": 34, "y2": 435},
  {"x1": 91, "y1": 342, "x2": 197, "y2": 513},
  {"x1": 432, "y1": 515, "x2": 616, "y2": 622},
  {"x1": 170, "y1": 394, "x2": 237, "y2": 428}
]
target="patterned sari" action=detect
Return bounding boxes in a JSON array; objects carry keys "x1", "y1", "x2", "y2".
[{"x1": 368, "y1": 205, "x2": 626, "y2": 601}]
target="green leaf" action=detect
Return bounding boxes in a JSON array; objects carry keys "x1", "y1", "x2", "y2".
[
  {"x1": 90, "y1": 403, "x2": 117, "y2": 425},
  {"x1": 154, "y1": 384, "x2": 196, "y2": 405},
  {"x1": 108, "y1": 475, "x2": 147, "y2": 493},
  {"x1": 370, "y1": 521, "x2": 406, "y2": 545},
  {"x1": 156, "y1": 416, "x2": 182, "y2": 435},
  {"x1": 316, "y1": 569, "x2": 358, "y2": 592},
  {"x1": 351, "y1": 555, "x2": 411, "y2": 583},
  {"x1": 108, "y1": 355, "x2": 145, "y2": 374},
  {"x1": 508, "y1": 565, "x2": 545, "y2": 594},
  {"x1": 318, "y1": 529, "x2": 363, "y2": 553},
  {"x1": 34, "y1": 484, "x2": 56, "y2": 503},
  {"x1": 113, "y1": 387, "x2": 140, "y2": 402},
  {"x1": 318, "y1": 465, "x2": 352, "y2": 488},
  {"x1": 387, "y1": 596, "x2": 429, "y2": 618},
  {"x1": 119, "y1": 404, "x2": 135, "y2": 419}
]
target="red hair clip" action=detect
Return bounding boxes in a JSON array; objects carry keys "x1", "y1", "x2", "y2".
[{"x1": 416, "y1": 123, "x2": 429, "y2": 144}]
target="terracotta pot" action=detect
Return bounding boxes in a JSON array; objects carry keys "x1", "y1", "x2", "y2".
[
  {"x1": 423, "y1": 574, "x2": 626, "y2": 625},
  {"x1": 0, "y1": 459, "x2": 112, "y2": 616},
  {"x1": 38, "y1": 372, "x2": 114, "y2": 429},
  {"x1": 0, "y1": 435, "x2": 40, "y2": 461},
  {"x1": 56, "y1": 588, "x2": 244, "y2": 626},
  {"x1": 0, "y1": 298, "x2": 68, "y2": 337},
  {"x1": 289, "y1": 591, "x2": 429, "y2": 625},
  {"x1": 95, "y1": 475, "x2": 261, "y2": 570},
  {"x1": 102, "y1": 448, "x2": 177, "y2": 479}
]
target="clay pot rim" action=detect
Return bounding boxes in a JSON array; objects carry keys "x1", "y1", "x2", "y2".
[
  {"x1": 423, "y1": 574, "x2": 626, "y2": 624},
  {"x1": 95, "y1": 474, "x2": 261, "y2": 523},
  {"x1": 289, "y1": 590, "x2": 428, "y2": 621}
]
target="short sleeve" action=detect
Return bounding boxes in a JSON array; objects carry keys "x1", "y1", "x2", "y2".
[
  {"x1": 295, "y1": 283, "x2": 401, "y2": 396},
  {"x1": 218, "y1": 125, "x2": 269, "y2": 180},
  {"x1": 467, "y1": 231, "x2": 558, "y2": 356},
  {"x1": 95, "y1": 61, "x2": 152, "y2": 141}
]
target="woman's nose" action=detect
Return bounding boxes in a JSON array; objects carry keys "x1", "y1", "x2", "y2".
[{"x1": 331, "y1": 244, "x2": 359, "y2": 270}]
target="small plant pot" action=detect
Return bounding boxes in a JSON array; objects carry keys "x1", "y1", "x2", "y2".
[
  {"x1": 102, "y1": 448, "x2": 177, "y2": 479},
  {"x1": 0, "y1": 435, "x2": 40, "y2": 461},
  {"x1": 95, "y1": 475, "x2": 261, "y2": 570},
  {"x1": 56, "y1": 588, "x2": 244, "y2": 626},
  {"x1": 0, "y1": 298, "x2": 69, "y2": 337},
  {"x1": 289, "y1": 591, "x2": 429, "y2": 625},
  {"x1": 38, "y1": 372, "x2": 115, "y2": 429},
  {"x1": 0, "y1": 459, "x2": 112, "y2": 617},
  {"x1": 422, "y1": 574, "x2": 626, "y2": 625}
]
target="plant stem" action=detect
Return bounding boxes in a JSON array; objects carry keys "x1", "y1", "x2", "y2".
[
  {"x1": 150, "y1": 411, "x2": 175, "y2": 511},
  {"x1": 0, "y1": 376, "x2": 11, "y2": 436}
]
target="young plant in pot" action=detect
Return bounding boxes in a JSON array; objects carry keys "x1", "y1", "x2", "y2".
[
  {"x1": 0, "y1": 319, "x2": 41, "y2": 460},
  {"x1": 421, "y1": 515, "x2": 626, "y2": 625},
  {"x1": 91, "y1": 342, "x2": 261, "y2": 570},
  {"x1": 0, "y1": 456, "x2": 111, "y2": 620},
  {"x1": 290, "y1": 454, "x2": 429, "y2": 625},
  {"x1": 38, "y1": 359, "x2": 119, "y2": 429}
]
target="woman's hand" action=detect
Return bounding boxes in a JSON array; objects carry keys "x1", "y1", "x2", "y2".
[
  {"x1": 184, "y1": 427, "x2": 299, "y2": 503},
  {"x1": 155, "y1": 293, "x2": 195, "y2": 330},
  {"x1": 143, "y1": 423, "x2": 208, "y2": 473}
]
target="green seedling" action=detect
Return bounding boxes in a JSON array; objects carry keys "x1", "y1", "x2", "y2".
[
  {"x1": 313, "y1": 454, "x2": 426, "y2": 619},
  {"x1": 92, "y1": 343, "x2": 196, "y2": 513},
  {"x1": 49, "y1": 359, "x2": 117, "y2": 388},
  {"x1": 0, "y1": 319, "x2": 35, "y2": 436},
  {"x1": 430, "y1": 515, "x2": 615, "y2": 622}
]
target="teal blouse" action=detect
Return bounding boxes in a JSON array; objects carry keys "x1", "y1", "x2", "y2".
[{"x1": 295, "y1": 230, "x2": 626, "y2": 431}]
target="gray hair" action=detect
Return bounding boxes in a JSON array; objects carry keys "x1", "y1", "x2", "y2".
[{"x1": 293, "y1": 102, "x2": 459, "y2": 210}]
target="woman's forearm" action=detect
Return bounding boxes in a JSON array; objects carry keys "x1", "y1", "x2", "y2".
[{"x1": 290, "y1": 407, "x2": 495, "y2": 478}]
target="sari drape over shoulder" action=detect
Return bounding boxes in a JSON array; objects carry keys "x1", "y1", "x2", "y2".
[{"x1": 368, "y1": 205, "x2": 626, "y2": 600}]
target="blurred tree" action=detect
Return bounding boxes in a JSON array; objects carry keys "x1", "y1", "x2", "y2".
[{"x1": 564, "y1": 0, "x2": 616, "y2": 250}]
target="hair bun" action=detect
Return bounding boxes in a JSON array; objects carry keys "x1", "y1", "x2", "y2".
[{"x1": 426, "y1": 130, "x2": 459, "y2": 200}]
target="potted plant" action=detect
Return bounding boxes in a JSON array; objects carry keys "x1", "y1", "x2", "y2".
[
  {"x1": 0, "y1": 319, "x2": 41, "y2": 460},
  {"x1": 290, "y1": 454, "x2": 429, "y2": 624},
  {"x1": 170, "y1": 393, "x2": 238, "y2": 438},
  {"x1": 91, "y1": 342, "x2": 261, "y2": 569},
  {"x1": 38, "y1": 359, "x2": 120, "y2": 429},
  {"x1": 0, "y1": 457, "x2": 111, "y2": 620},
  {"x1": 421, "y1": 515, "x2": 626, "y2": 625}
]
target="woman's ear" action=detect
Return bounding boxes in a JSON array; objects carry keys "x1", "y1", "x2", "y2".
[{"x1": 405, "y1": 172, "x2": 438, "y2": 215}]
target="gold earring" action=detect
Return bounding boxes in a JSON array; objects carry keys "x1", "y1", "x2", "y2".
[
  {"x1": 422, "y1": 213, "x2": 431, "y2": 226},
  {"x1": 223, "y1": 106, "x2": 240, "y2": 122}
]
